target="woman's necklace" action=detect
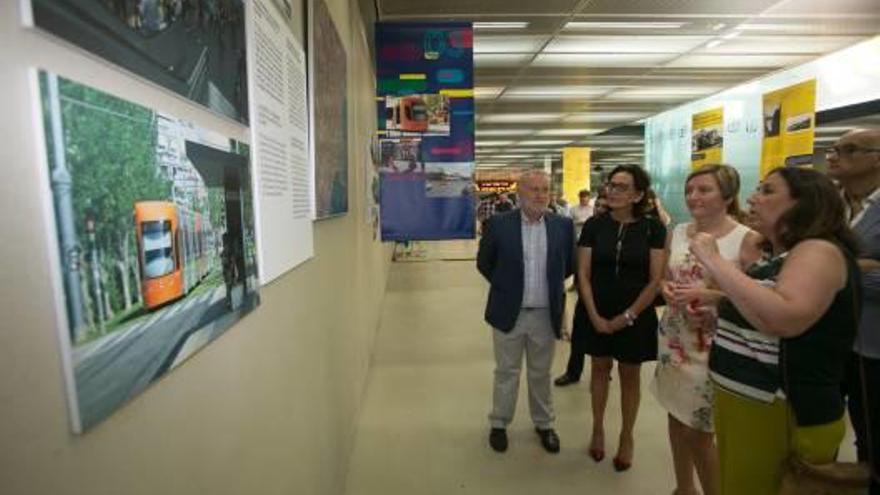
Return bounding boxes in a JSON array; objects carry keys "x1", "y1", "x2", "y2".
[{"x1": 615, "y1": 220, "x2": 628, "y2": 277}]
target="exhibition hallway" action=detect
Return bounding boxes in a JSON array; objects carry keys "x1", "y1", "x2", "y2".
[{"x1": 343, "y1": 242, "x2": 674, "y2": 495}]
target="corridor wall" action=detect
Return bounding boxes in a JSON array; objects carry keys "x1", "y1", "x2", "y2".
[{"x1": 0, "y1": 0, "x2": 390, "y2": 494}]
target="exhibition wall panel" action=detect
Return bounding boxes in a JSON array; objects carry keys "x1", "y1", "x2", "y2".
[
  {"x1": 645, "y1": 35, "x2": 880, "y2": 225},
  {"x1": 0, "y1": 0, "x2": 389, "y2": 493}
]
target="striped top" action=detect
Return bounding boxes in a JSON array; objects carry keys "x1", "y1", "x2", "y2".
[
  {"x1": 521, "y1": 212, "x2": 549, "y2": 308},
  {"x1": 709, "y1": 254, "x2": 785, "y2": 403}
]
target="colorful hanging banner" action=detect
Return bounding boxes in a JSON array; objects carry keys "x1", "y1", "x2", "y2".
[
  {"x1": 691, "y1": 107, "x2": 724, "y2": 170},
  {"x1": 562, "y1": 147, "x2": 591, "y2": 206},
  {"x1": 376, "y1": 22, "x2": 475, "y2": 241},
  {"x1": 760, "y1": 79, "x2": 817, "y2": 178}
]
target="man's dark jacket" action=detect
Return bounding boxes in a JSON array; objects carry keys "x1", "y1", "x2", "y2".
[{"x1": 477, "y1": 209, "x2": 574, "y2": 337}]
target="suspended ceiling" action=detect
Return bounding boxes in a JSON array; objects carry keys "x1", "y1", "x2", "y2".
[{"x1": 375, "y1": 0, "x2": 880, "y2": 170}]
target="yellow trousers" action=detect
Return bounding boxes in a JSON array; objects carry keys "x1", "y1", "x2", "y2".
[{"x1": 714, "y1": 385, "x2": 845, "y2": 495}]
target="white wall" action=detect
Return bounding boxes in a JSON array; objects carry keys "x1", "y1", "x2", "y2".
[{"x1": 0, "y1": 0, "x2": 390, "y2": 493}]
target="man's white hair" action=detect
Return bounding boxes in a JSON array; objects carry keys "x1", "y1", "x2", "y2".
[{"x1": 517, "y1": 169, "x2": 549, "y2": 187}]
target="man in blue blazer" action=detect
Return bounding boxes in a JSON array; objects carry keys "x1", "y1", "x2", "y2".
[
  {"x1": 477, "y1": 170, "x2": 574, "y2": 453},
  {"x1": 828, "y1": 128, "x2": 880, "y2": 493}
]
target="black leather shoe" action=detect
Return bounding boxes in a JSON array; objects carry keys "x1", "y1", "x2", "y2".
[
  {"x1": 489, "y1": 428, "x2": 508, "y2": 452},
  {"x1": 554, "y1": 374, "x2": 579, "y2": 387},
  {"x1": 535, "y1": 427, "x2": 560, "y2": 453}
]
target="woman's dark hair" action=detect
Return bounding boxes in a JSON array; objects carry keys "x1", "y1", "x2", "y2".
[
  {"x1": 769, "y1": 167, "x2": 860, "y2": 256},
  {"x1": 686, "y1": 164, "x2": 745, "y2": 221},
  {"x1": 607, "y1": 164, "x2": 652, "y2": 216}
]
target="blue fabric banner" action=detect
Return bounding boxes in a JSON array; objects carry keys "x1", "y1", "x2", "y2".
[{"x1": 375, "y1": 22, "x2": 475, "y2": 241}]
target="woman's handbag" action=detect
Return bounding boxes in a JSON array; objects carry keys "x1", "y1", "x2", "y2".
[{"x1": 779, "y1": 276, "x2": 873, "y2": 494}]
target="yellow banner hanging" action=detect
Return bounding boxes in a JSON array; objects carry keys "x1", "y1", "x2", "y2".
[
  {"x1": 562, "y1": 147, "x2": 591, "y2": 206},
  {"x1": 691, "y1": 107, "x2": 724, "y2": 170},
  {"x1": 760, "y1": 79, "x2": 817, "y2": 178}
]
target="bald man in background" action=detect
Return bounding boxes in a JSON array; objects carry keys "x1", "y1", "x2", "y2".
[{"x1": 826, "y1": 128, "x2": 880, "y2": 494}]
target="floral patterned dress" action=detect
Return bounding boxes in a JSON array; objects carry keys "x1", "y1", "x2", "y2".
[{"x1": 650, "y1": 222, "x2": 750, "y2": 432}]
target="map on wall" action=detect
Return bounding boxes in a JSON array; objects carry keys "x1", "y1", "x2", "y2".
[
  {"x1": 37, "y1": 71, "x2": 260, "y2": 432},
  {"x1": 25, "y1": 0, "x2": 250, "y2": 124},
  {"x1": 309, "y1": 0, "x2": 348, "y2": 219}
]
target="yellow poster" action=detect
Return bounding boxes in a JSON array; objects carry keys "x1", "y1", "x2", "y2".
[
  {"x1": 760, "y1": 79, "x2": 817, "y2": 178},
  {"x1": 691, "y1": 107, "x2": 724, "y2": 170},
  {"x1": 562, "y1": 147, "x2": 591, "y2": 205}
]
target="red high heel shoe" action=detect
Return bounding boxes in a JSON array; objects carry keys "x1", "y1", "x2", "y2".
[
  {"x1": 588, "y1": 447, "x2": 605, "y2": 462},
  {"x1": 612, "y1": 455, "x2": 632, "y2": 472}
]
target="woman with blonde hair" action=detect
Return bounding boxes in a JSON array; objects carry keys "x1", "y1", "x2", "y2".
[{"x1": 651, "y1": 164, "x2": 762, "y2": 495}]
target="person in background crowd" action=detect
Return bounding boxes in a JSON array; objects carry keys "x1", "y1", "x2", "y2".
[
  {"x1": 495, "y1": 193, "x2": 514, "y2": 214},
  {"x1": 651, "y1": 165, "x2": 762, "y2": 495},
  {"x1": 477, "y1": 170, "x2": 575, "y2": 455},
  {"x1": 570, "y1": 189, "x2": 596, "y2": 234},
  {"x1": 552, "y1": 193, "x2": 571, "y2": 217},
  {"x1": 691, "y1": 167, "x2": 860, "y2": 494},
  {"x1": 646, "y1": 189, "x2": 673, "y2": 227},
  {"x1": 572, "y1": 164, "x2": 666, "y2": 471},
  {"x1": 826, "y1": 128, "x2": 880, "y2": 494}
]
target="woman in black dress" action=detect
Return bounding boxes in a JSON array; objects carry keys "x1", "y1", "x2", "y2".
[{"x1": 574, "y1": 164, "x2": 666, "y2": 471}]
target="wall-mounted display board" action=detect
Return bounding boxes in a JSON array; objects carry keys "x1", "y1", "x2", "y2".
[
  {"x1": 35, "y1": 71, "x2": 260, "y2": 432},
  {"x1": 308, "y1": 0, "x2": 349, "y2": 219},
  {"x1": 375, "y1": 22, "x2": 475, "y2": 241},
  {"x1": 760, "y1": 79, "x2": 816, "y2": 178},
  {"x1": 691, "y1": 108, "x2": 724, "y2": 170},
  {"x1": 247, "y1": 0, "x2": 314, "y2": 283},
  {"x1": 23, "y1": 0, "x2": 250, "y2": 124}
]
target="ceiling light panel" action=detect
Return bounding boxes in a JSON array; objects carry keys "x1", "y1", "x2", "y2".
[
  {"x1": 474, "y1": 35, "x2": 546, "y2": 53},
  {"x1": 475, "y1": 140, "x2": 515, "y2": 147},
  {"x1": 475, "y1": 129, "x2": 535, "y2": 136},
  {"x1": 474, "y1": 86, "x2": 505, "y2": 99},
  {"x1": 667, "y1": 54, "x2": 812, "y2": 68},
  {"x1": 564, "y1": 21, "x2": 687, "y2": 30},
  {"x1": 474, "y1": 53, "x2": 533, "y2": 68},
  {"x1": 700, "y1": 36, "x2": 862, "y2": 54},
  {"x1": 502, "y1": 85, "x2": 612, "y2": 99},
  {"x1": 605, "y1": 86, "x2": 721, "y2": 100},
  {"x1": 532, "y1": 53, "x2": 674, "y2": 67},
  {"x1": 481, "y1": 113, "x2": 565, "y2": 123},
  {"x1": 473, "y1": 22, "x2": 529, "y2": 30},
  {"x1": 563, "y1": 112, "x2": 647, "y2": 123},
  {"x1": 517, "y1": 140, "x2": 573, "y2": 146},
  {"x1": 545, "y1": 36, "x2": 710, "y2": 54},
  {"x1": 534, "y1": 128, "x2": 604, "y2": 136}
]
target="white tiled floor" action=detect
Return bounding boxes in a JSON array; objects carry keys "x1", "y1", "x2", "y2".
[{"x1": 344, "y1": 252, "x2": 856, "y2": 495}]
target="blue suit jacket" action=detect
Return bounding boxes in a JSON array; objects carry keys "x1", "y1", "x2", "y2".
[
  {"x1": 477, "y1": 209, "x2": 574, "y2": 336},
  {"x1": 854, "y1": 198, "x2": 880, "y2": 358}
]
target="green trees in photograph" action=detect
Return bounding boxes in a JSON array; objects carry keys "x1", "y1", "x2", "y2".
[{"x1": 44, "y1": 75, "x2": 172, "y2": 338}]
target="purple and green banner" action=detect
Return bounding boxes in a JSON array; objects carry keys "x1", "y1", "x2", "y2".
[{"x1": 376, "y1": 22, "x2": 475, "y2": 241}]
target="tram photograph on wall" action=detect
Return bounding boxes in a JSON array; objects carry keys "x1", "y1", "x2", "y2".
[
  {"x1": 37, "y1": 71, "x2": 260, "y2": 432},
  {"x1": 25, "y1": 0, "x2": 249, "y2": 124}
]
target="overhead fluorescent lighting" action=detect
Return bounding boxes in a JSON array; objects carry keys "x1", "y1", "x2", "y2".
[
  {"x1": 473, "y1": 22, "x2": 529, "y2": 30},
  {"x1": 481, "y1": 113, "x2": 565, "y2": 124},
  {"x1": 563, "y1": 112, "x2": 647, "y2": 123},
  {"x1": 705, "y1": 39, "x2": 723, "y2": 49},
  {"x1": 476, "y1": 140, "x2": 515, "y2": 147},
  {"x1": 712, "y1": 23, "x2": 726, "y2": 31},
  {"x1": 503, "y1": 85, "x2": 611, "y2": 98},
  {"x1": 474, "y1": 86, "x2": 505, "y2": 99},
  {"x1": 564, "y1": 21, "x2": 686, "y2": 30},
  {"x1": 737, "y1": 23, "x2": 810, "y2": 32},
  {"x1": 605, "y1": 86, "x2": 720, "y2": 100},
  {"x1": 545, "y1": 36, "x2": 709, "y2": 54},
  {"x1": 475, "y1": 129, "x2": 534, "y2": 136},
  {"x1": 517, "y1": 140, "x2": 572, "y2": 146},
  {"x1": 535, "y1": 128, "x2": 604, "y2": 136},
  {"x1": 722, "y1": 30, "x2": 742, "y2": 40}
]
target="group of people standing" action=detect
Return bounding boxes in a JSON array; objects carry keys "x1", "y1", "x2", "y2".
[{"x1": 476, "y1": 129, "x2": 880, "y2": 495}]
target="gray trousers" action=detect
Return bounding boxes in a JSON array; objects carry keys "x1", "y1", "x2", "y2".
[{"x1": 489, "y1": 308, "x2": 556, "y2": 429}]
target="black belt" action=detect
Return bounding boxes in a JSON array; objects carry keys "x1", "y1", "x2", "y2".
[{"x1": 521, "y1": 307, "x2": 546, "y2": 311}]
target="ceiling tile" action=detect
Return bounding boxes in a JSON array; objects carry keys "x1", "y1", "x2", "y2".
[
  {"x1": 474, "y1": 35, "x2": 548, "y2": 53},
  {"x1": 531, "y1": 53, "x2": 675, "y2": 67},
  {"x1": 665, "y1": 53, "x2": 813, "y2": 68},
  {"x1": 475, "y1": 53, "x2": 533, "y2": 67}
]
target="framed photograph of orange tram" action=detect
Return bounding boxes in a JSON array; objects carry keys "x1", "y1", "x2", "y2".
[{"x1": 36, "y1": 71, "x2": 260, "y2": 433}]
